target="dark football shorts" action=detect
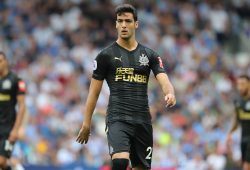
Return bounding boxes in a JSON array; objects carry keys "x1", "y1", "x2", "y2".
[
  {"x1": 0, "y1": 139, "x2": 14, "y2": 158},
  {"x1": 106, "y1": 121, "x2": 153, "y2": 169},
  {"x1": 241, "y1": 141, "x2": 250, "y2": 163}
]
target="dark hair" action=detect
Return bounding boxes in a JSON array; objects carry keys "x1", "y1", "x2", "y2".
[
  {"x1": 0, "y1": 51, "x2": 6, "y2": 59},
  {"x1": 238, "y1": 74, "x2": 250, "y2": 81},
  {"x1": 115, "y1": 4, "x2": 137, "y2": 21}
]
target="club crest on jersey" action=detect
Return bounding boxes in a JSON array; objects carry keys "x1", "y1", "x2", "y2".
[
  {"x1": 246, "y1": 101, "x2": 250, "y2": 111},
  {"x1": 139, "y1": 53, "x2": 149, "y2": 66},
  {"x1": 2, "y1": 79, "x2": 11, "y2": 89},
  {"x1": 93, "y1": 60, "x2": 97, "y2": 70}
]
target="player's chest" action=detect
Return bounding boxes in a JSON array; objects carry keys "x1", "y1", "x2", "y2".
[
  {"x1": 237, "y1": 99, "x2": 250, "y2": 120},
  {"x1": 108, "y1": 52, "x2": 151, "y2": 83},
  {"x1": 109, "y1": 53, "x2": 150, "y2": 73},
  {"x1": 242, "y1": 99, "x2": 250, "y2": 112},
  {"x1": 0, "y1": 78, "x2": 14, "y2": 93},
  {"x1": 0, "y1": 78, "x2": 15, "y2": 101}
]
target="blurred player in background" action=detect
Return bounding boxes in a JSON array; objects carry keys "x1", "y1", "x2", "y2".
[
  {"x1": 227, "y1": 75, "x2": 250, "y2": 170},
  {"x1": 77, "y1": 4, "x2": 176, "y2": 170},
  {"x1": 0, "y1": 51, "x2": 26, "y2": 170}
]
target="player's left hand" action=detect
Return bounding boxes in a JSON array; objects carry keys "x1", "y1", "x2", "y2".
[
  {"x1": 165, "y1": 93, "x2": 176, "y2": 108},
  {"x1": 8, "y1": 129, "x2": 18, "y2": 143},
  {"x1": 76, "y1": 124, "x2": 91, "y2": 144}
]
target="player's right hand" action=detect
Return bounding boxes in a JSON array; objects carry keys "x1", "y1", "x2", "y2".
[
  {"x1": 165, "y1": 93, "x2": 176, "y2": 108},
  {"x1": 8, "y1": 129, "x2": 18, "y2": 143},
  {"x1": 226, "y1": 133, "x2": 232, "y2": 147},
  {"x1": 76, "y1": 124, "x2": 91, "y2": 144}
]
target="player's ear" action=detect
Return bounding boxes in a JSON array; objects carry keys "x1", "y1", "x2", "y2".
[{"x1": 135, "y1": 21, "x2": 138, "y2": 29}]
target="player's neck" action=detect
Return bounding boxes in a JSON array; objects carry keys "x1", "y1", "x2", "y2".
[
  {"x1": 242, "y1": 88, "x2": 250, "y2": 99},
  {"x1": 116, "y1": 38, "x2": 138, "y2": 51},
  {"x1": 0, "y1": 68, "x2": 9, "y2": 79}
]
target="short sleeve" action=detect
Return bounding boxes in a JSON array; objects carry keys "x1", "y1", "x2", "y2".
[
  {"x1": 150, "y1": 51, "x2": 166, "y2": 76},
  {"x1": 92, "y1": 52, "x2": 109, "y2": 80},
  {"x1": 17, "y1": 78, "x2": 26, "y2": 95}
]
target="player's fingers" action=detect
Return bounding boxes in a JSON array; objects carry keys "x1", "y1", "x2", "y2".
[
  {"x1": 165, "y1": 99, "x2": 172, "y2": 107},
  {"x1": 76, "y1": 132, "x2": 90, "y2": 144},
  {"x1": 165, "y1": 96, "x2": 170, "y2": 107},
  {"x1": 166, "y1": 103, "x2": 173, "y2": 108},
  {"x1": 76, "y1": 136, "x2": 81, "y2": 143},
  {"x1": 165, "y1": 96, "x2": 170, "y2": 102},
  {"x1": 166, "y1": 102, "x2": 173, "y2": 108},
  {"x1": 83, "y1": 133, "x2": 91, "y2": 144},
  {"x1": 169, "y1": 102, "x2": 175, "y2": 108},
  {"x1": 170, "y1": 99, "x2": 176, "y2": 107},
  {"x1": 76, "y1": 133, "x2": 85, "y2": 144},
  {"x1": 166, "y1": 98, "x2": 176, "y2": 108},
  {"x1": 83, "y1": 136, "x2": 89, "y2": 144},
  {"x1": 76, "y1": 137, "x2": 81, "y2": 143},
  {"x1": 80, "y1": 138, "x2": 86, "y2": 144}
]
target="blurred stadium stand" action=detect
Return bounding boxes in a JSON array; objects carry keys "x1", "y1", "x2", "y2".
[{"x1": 0, "y1": 0, "x2": 250, "y2": 169}]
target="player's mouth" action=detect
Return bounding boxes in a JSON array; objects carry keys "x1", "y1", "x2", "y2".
[{"x1": 121, "y1": 30, "x2": 128, "y2": 34}]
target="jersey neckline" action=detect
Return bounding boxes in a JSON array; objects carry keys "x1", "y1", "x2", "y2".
[
  {"x1": 0, "y1": 71, "x2": 10, "y2": 80},
  {"x1": 115, "y1": 41, "x2": 140, "y2": 53}
]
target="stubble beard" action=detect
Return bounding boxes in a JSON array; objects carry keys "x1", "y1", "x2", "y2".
[
  {"x1": 120, "y1": 34, "x2": 130, "y2": 41},
  {"x1": 240, "y1": 89, "x2": 249, "y2": 98}
]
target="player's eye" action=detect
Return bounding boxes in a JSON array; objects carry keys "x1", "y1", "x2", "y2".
[{"x1": 125, "y1": 19, "x2": 133, "y2": 23}]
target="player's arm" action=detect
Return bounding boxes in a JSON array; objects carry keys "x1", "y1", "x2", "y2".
[
  {"x1": 82, "y1": 78, "x2": 103, "y2": 127},
  {"x1": 156, "y1": 73, "x2": 176, "y2": 108},
  {"x1": 9, "y1": 94, "x2": 26, "y2": 143},
  {"x1": 228, "y1": 111, "x2": 239, "y2": 134},
  {"x1": 76, "y1": 78, "x2": 103, "y2": 144},
  {"x1": 226, "y1": 110, "x2": 239, "y2": 147}
]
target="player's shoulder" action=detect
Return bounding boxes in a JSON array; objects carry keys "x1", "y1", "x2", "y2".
[
  {"x1": 7, "y1": 71, "x2": 19, "y2": 81},
  {"x1": 139, "y1": 43, "x2": 158, "y2": 57},
  {"x1": 98, "y1": 42, "x2": 117, "y2": 56},
  {"x1": 3, "y1": 72, "x2": 22, "y2": 87}
]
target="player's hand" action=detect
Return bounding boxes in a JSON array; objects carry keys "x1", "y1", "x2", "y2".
[
  {"x1": 8, "y1": 129, "x2": 18, "y2": 143},
  {"x1": 226, "y1": 133, "x2": 232, "y2": 147},
  {"x1": 76, "y1": 124, "x2": 91, "y2": 144},
  {"x1": 165, "y1": 93, "x2": 176, "y2": 108}
]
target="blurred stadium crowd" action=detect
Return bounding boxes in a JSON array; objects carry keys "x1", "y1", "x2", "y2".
[{"x1": 0, "y1": 0, "x2": 250, "y2": 169}]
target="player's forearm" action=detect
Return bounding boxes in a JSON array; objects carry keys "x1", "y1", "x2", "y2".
[
  {"x1": 13, "y1": 104, "x2": 26, "y2": 131},
  {"x1": 157, "y1": 73, "x2": 175, "y2": 96},
  {"x1": 162, "y1": 80, "x2": 175, "y2": 96},
  {"x1": 82, "y1": 79, "x2": 103, "y2": 127},
  {"x1": 82, "y1": 93, "x2": 99, "y2": 126},
  {"x1": 229, "y1": 118, "x2": 238, "y2": 134}
]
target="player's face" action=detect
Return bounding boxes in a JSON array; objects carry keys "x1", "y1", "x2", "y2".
[
  {"x1": 116, "y1": 12, "x2": 138, "y2": 40},
  {"x1": 236, "y1": 78, "x2": 249, "y2": 97},
  {"x1": 0, "y1": 54, "x2": 8, "y2": 74}
]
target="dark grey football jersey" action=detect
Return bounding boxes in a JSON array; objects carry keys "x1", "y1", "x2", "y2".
[
  {"x1": 0, "y1": 72, "x2": 26, "y2": 137},
  {"x1": 235, "y1": 97, "x2": 250, "y2": 141},
  {"x1": 93, "y1": 42, "x2": 166, "y2": 124}
]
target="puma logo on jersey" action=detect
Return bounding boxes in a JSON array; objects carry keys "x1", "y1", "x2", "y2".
[
  {"x1": 114, "y1": 56, "x2": 122, "y2": 61},
  {"x1": 246, "y1": 101, "x2": 250, "y2": 111}
]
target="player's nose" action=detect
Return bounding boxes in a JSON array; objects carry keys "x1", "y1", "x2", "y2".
[{"x1": 121, "y1": 21, "x2": 127, "y2": 27}]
